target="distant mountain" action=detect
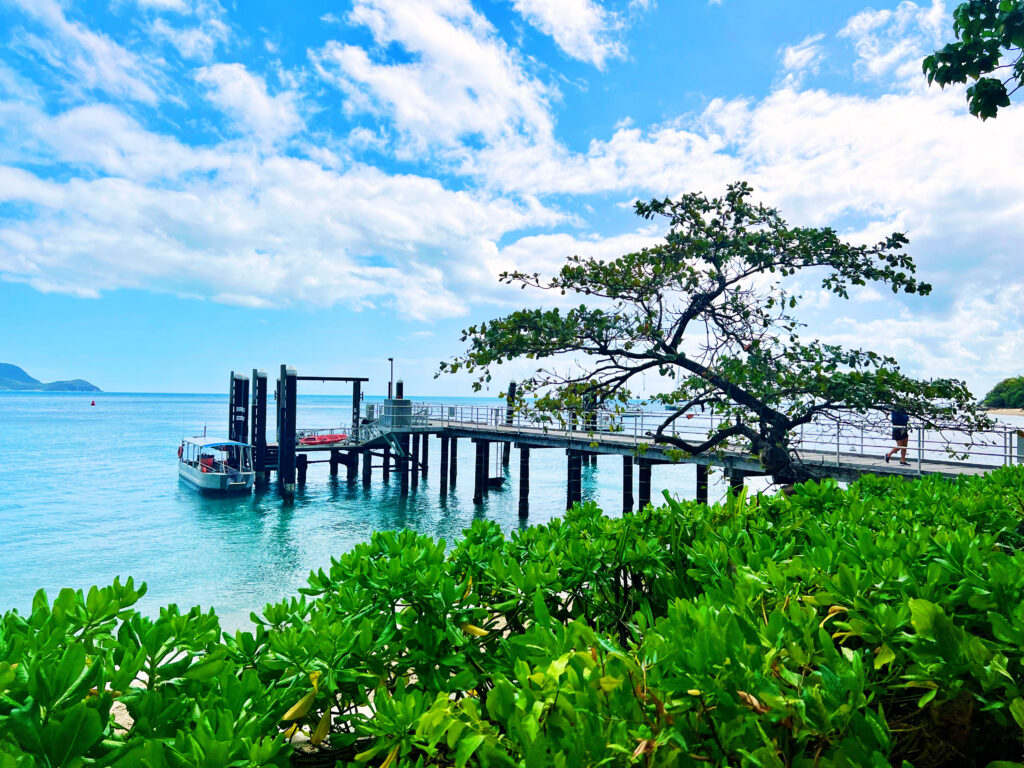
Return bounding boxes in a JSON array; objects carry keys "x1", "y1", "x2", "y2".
[{"x1": 0, "y1": 363, "x2": 101, "y2": 392}]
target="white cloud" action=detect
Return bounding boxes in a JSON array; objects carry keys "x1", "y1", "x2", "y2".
[
  {"x1": 146, "y1": 0, "x2": 230, "y2": 61},
  {"x1": 7, "y1": 0, "x2": 161, "y2": 104},
  {"x1": 839, "y1": 0, "x2": 947, "y2": 83},
  {"x1": 0, "y1": 99, "x2": 565, "y2": 320},
  {"x1": 196, "y1": 63, "x2": 303, "y2": 145},
  {"x1": 829, "y1": 283, "x2": 1024, "y2": 395},
  {"x1": 310, "y1": 0, "x2": 555, "y2": 154},
  {"x1": 128, "y1": 0, "x2": 190, "y2": 11},
  {"x1": 780, "y1": 33, "x2": 826, "y2": 86},
  {"x1": 510, "y1": 0, "x2": 625, "y2": 69}
]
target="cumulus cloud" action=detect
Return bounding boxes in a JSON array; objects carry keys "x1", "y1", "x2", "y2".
[
  {"x1": 839, "y1": 0, "x2": 947, "y2": 83},
  {"x1": 196, "y1": 63, "x2": 303, "y2": 145},
  {"x1": 510, "y1": 0, "x2": 625, "y2": 69},
  {"x1": 0, "y1": 100, "x2": 564, "y2": 319},
  {"x1": 310, "y1": 0, "x2": 555, "y2": 154}
]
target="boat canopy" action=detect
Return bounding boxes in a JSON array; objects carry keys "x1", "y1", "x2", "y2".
[{"x1": 183, "y1": 437, "x2": 251, "y2": 448}]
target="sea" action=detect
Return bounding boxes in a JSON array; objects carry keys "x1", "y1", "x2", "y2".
[{"x1": 0, "y1": 392, "x2": 716, "y2": 628}]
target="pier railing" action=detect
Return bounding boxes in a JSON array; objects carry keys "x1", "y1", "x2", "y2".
[
  {"x1": 413, "y1": 404, "x2": 1024, "y2": 472},
  {"x1": 294, "y1": 402, "x2": 1023, "y2": 473}
]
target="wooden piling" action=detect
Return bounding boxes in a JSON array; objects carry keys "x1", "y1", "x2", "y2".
[
  {"x1": 518, "y1": 446, "x2": 530, "y2": 518},
  {"x1": 229, "y1": 372, "x2": 249, "y2": 444},
  {"x1": 566, "y1": 449, "x2": 582, "y2": 510},
  {"x1": 329, "y1": 450, "x2": 339, "y2": 476},
  {"x1": 297, "y1": 454, "x2": 307, "y2": 486},
  {"x1": 622, "y1": 456, "x2": 634, "y2": 514},
  {"x1": 382, "y1": 445, "x2": 390, "y2": 481},
  {"x1": 696, "y1": 464, "x2": 709, "y2": 505},
  {"x1": 421, "y1": 434, "x2": 429, "y2": 477},
  {"x1": 449, "y1": 438, "x2": 458, "y2": 487},
  {"x1": 346, "y1": 451, "x2": 356, "y2": 482},
  {"x1": 440, "y1": 436, "x2": 449, "y2": 496},
  {"x1": 250, "y1": 369, "x2": 268, "y2": 482},
  {"x1": 277, "y1": 365, "x2": 297, "y2": 494},
  {"x1": 400, "y1": 435, "x2": 410, "y2": 497},
  {"x1": 471, "y1": 442, "x2": 487, "y2": 507},
  {"x1": 638, "y1": 459, "x2": 652, "y2": 510},
  {"x1": 362, "y1": 450, "x2": 372, "y2": 486},
  {"x1": 411, "y1": 434, "x2": 419, "y2": 490}
]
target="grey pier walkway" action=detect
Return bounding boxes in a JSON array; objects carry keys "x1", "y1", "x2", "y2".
[{"x1": 229, "y1": 368, "x2": 1022, "y2": 513}]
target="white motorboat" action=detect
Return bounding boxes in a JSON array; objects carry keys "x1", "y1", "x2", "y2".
[{"x1": 177, "y1": 437, "x2": 255, "y2": 493}]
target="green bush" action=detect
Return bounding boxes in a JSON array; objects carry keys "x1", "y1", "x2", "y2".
[
  {"x1": 3, "y1": 469, "x2": 1024, "y2": 767},
  {"x1": 983, "y1": 376, "x2": 1024, "y2": 409}
]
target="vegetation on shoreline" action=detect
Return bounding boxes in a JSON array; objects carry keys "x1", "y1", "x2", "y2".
[
  {"x1": 3, "y1": 469, "x2": 1024, "y2": 766},
  {"x1": 983, "y1": 376, "x2": 1024, "y2": 410}
]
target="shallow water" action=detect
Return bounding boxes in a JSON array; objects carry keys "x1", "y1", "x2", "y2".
[{"x1": 0, "y1": 392, "x2": 715, "y2": 627}]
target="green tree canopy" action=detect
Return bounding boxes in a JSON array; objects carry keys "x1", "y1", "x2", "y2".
[
  {"x1": 441, "y1": 182, "x2": 990, "y2": 484},
  {"x1": 983, "y1": 375, "x2": 1024, "y2": 408},
  {"x1": 924, "y1": 0, "x2": 1024, "y2": 118}
]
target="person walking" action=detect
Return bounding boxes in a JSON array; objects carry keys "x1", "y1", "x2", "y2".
[{"x1": 885, "y1": 409, "x2": 911, "y2": 465}]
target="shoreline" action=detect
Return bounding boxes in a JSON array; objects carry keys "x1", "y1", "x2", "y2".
[{"x1": 986, "y1": 407, "x2": 1024, "y2": 416}]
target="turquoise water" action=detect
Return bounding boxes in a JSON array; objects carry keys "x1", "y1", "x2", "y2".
[{"x1": 0, "y1": 392, "x2": 707, "y2": 628}]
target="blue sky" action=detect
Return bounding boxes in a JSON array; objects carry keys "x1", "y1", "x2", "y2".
[{"x1": 0, "y1": 0, "x2": 1021, "y2": 396}]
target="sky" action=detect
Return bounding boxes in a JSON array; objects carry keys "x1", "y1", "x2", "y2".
[{"x1": 0, "y1": 0, "x2": 1021, "y2": 397}]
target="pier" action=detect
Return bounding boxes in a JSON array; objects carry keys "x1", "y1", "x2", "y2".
[{"x1": 231, "y1": 368, "x2": 1024, "y2": 511}]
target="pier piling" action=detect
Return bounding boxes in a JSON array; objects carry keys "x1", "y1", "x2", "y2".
[
  {"x1": 229, "y1": 372, "x2": 249, "y2": 444},
  {"x1": 411, "y1": 434, "x2": 419, "y2": 490},
  {"x1": 518, "y1": 446, "x2": 530, "y2": 517},
  {"x1": 362, "y1": 450, "x2": 372, "y2": 486},
  {"x1": 250, "y1": 369, "x2": 268, "y2": 482},
  {"x1": 421, "y1": 434, "x2": 429, "y2": 477},
  {"x1": 729, "y1": 470, "x2": 745, "y2": 496},
  {"x1": 566, "y1": 449, "x2": 582, "y2": 509},
  {"x1": 440, "y1": 436, "x2": 449, "y2": 496},
  {"x1": 473, "y1": 440, "x2": 488, "y2": 504},
  {"x1": 276, "y1": 365, "x2": 297, "y2": 495},
  {"x1": 696, "y1": 464, "x2": 709, "y2": 505},
  {"x1": 449, "y1": 438, "x2": 458, "y2": 487},
  {"x1": 297, "y1": 454, "x2": 307, "y2": 486},
  {"x1": 622, "y1": 456, "x2": 634, "y2": 514},
  {"x1": 383, "y1": 445, "x2": 391, "y2": 481},
  {"x1": 637, "y1": 459, "x2": 652, "y2": 510}
]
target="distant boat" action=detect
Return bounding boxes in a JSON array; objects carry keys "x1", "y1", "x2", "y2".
[{"x1": 178, "y1": 438, "x2": 254, "y2": 493}]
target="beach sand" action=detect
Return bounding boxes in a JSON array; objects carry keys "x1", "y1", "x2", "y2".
[{"x1": 986, "y1": 408, "x2": 1024, "y2": 416}]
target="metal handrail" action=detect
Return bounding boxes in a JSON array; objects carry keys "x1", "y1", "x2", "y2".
[{"x1": 292, "y1": 401, "x2": 1023, "y2": 469}]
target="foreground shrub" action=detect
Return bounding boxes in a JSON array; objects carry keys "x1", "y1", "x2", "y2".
[{"x1": 2, "y1": 468, "x2": 1024, "y2": 766}]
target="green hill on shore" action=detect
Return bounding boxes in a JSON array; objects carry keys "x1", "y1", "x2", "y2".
[
  {"x1": 0, "y1": 363, "x2": 100, "y2": 392},
  {"x1": 983, "y1": 375, "x2": 1024, "y2": 409}
]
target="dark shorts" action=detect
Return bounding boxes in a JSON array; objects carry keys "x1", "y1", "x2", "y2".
[{"x1": 892, "y1": 427, "x2": 909, "y2": 441}]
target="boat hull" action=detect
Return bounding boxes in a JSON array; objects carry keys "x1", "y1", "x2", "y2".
[{"x1": 178, "y1": 462, "x2": 254, "y2": 494}]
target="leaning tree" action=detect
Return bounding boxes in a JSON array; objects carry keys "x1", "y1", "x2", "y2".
[{"x1": 440, "y1": 182, "x2": 990, "y2": 484}]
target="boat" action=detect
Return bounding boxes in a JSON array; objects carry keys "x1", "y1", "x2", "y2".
[
  {"x1": 177, "y1": 437, "x2": 255, "y2": 493},
  {"x1": 298, "y1": 432, "x2": 348, "y2": 446}
]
